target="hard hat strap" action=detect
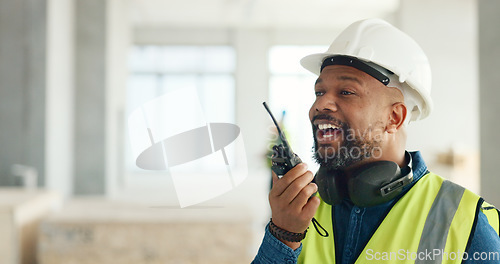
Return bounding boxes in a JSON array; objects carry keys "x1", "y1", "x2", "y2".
[{"x1": 321, "y1": 56, "x2": 391, "y2": 86}]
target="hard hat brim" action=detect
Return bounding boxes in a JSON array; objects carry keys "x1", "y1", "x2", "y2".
[{"x1": 300, "y1": 52, "x2": 333, "y2": 76}]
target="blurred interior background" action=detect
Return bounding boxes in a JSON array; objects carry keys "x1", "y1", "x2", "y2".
[{"x1": 1, "y1": 0, "x2": 499, "y2": 263}]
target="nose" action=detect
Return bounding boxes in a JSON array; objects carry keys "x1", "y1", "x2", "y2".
[{"x1": 312, "y1": 93, "x2": 338, "y2": 113}]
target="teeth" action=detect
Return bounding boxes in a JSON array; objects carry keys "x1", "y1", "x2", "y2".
[{"x1": 318, "y1": 123, "x2": 339, "y2": 130}]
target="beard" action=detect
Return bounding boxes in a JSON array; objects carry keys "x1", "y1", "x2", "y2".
[{"x1": 312, "y1": 122, "x2": 382, "y2": 170}]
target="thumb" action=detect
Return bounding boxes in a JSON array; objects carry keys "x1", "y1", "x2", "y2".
[{"x1": 271, "y1": 171, "x2": 278, "y2": 185}]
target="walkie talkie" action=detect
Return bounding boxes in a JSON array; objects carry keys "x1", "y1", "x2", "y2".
[
  {"x1": 263, "y1": 102, "x2": 302, "y2": 178},
  {"x1": 263, "y1": 102, "x2": 329, "y2": 238}
]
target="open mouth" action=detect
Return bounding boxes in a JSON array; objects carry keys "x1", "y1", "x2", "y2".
[{"x1": 314, "y1": 122, "x2": 343, "y2": 143}]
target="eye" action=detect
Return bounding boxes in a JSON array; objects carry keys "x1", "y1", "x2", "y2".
[
  {"x1": 340, "y1": 90, "x2": 354, "y2": 95},
  {"x1": 315, "y1": 91, "x2": 325, "y2": 96}
]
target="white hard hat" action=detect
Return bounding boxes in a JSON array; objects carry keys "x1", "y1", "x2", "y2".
[{"x1": 301, "y1": 18, "x2": 432, "y2": 122}]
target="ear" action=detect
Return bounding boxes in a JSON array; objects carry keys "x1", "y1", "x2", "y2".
[{"x1": 386, "y1": 103, "x2": 407, "y2": 133}]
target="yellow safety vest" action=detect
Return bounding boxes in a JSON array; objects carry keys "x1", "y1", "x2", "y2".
[{"x1": 298, "y1": 173, "x2": 500, "y2": 264}]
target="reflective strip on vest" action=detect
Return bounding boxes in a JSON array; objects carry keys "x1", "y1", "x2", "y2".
[
  {"x1": 298, "y1": 173, "x2": 489, "y2": 264},
  {"x1": 481, "y1": 201, "x2": 500, "y2": 236},
  {"x1": 415, "y1": 180, "x2": 465, "y2": 264}
]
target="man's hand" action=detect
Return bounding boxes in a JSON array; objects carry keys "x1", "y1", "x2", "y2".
[{"x1": 269, "y1": 163, "x2": 320, "y2": 249}]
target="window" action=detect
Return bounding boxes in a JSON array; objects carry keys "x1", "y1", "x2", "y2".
[
  {"x1": 268, "y1": 45, "x2": 327, "y2": 170},
  {"x1": 124, "y1": 45, "x2": 236, "y2": 174}
]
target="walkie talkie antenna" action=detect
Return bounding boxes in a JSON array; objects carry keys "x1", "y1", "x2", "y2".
[{"x1": 262, "y1": 102, "x2": 292, "y2": 151}]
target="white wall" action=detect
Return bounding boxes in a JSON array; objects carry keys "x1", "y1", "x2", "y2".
[
  {"x1": 72, "y1": 0, "x2": 130, "y2": 195},
  {"x1": 0, "y1": 0, "x2": 47, "y2": 187},
  {"x1": 105, "y1": 0, "x2": 131, "y2": 198},
  {"x1": 45, "y1": 0, "x2": 75, "y2": 198},
  {"x1": 479, "y1": 0, "x2": 500, "y2": 205},
  {"x1": 399, "y1": 0, "x2": 480, "y2": 192}
]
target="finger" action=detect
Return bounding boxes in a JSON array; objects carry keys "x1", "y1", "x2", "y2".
[
  {"x1": 290, "y1": 181, "x2": 318, "y2": 208},
  {"x1": 280, "y1": 170, "x2": 314, "y2": 204},
  {"x1": 270, "y1": 163, "x2": 308, "y2": 197},
  {"x1": 301, "y1": 195, "x2": 321, "y2": 219}
]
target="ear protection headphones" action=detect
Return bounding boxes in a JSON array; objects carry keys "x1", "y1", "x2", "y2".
[{"x1": 315, "y1": 152, "x2": 413, "y2": 207}]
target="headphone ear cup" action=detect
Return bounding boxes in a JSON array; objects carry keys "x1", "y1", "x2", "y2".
[
  {"x1": 348, "y1": 161, "x2": 402, "y2": 207},
  {"x1": 315, "y1": 166, "x2": 347, "y2": 205}
]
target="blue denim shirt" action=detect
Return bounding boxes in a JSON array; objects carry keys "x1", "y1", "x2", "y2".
[{"x1": 252, "y1": 151, "x2": 500, "y2": 264}]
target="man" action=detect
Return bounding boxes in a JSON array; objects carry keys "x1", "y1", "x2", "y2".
[{"x1": 252, "y1": 18, "x2": 500, "y2": 264}]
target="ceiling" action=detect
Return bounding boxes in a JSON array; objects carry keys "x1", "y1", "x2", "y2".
[{"x1": 128, "y1": 0, "x2": 400, "y2": 29}]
